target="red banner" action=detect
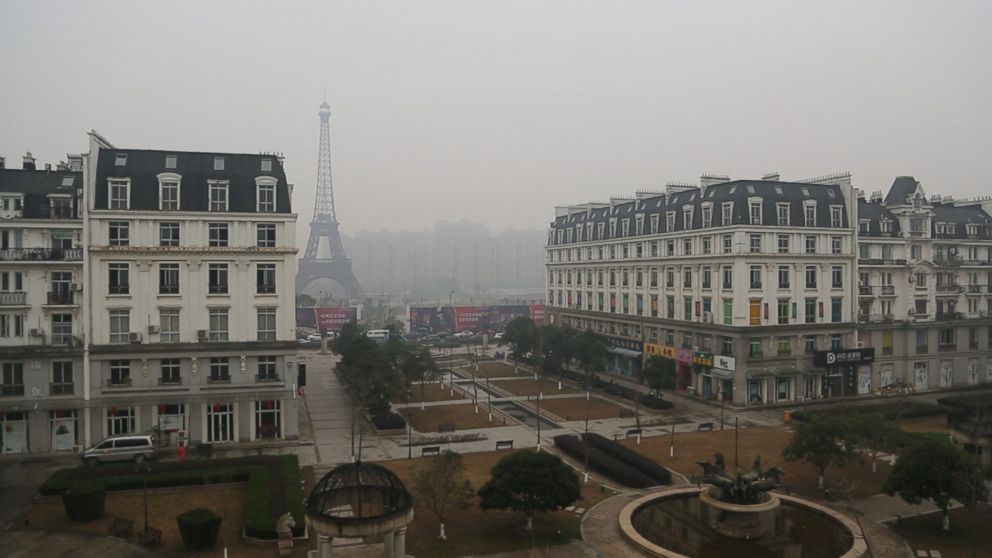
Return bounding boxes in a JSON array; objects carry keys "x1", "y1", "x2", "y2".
[
  {"x1": 315, "y1": 307, "x2": 358, "y2": 333},
  {"x1": 529, "y1": 304, "x2": 546, "y2": 325}
]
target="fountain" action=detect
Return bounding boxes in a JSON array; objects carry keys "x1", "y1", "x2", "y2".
[{"x1": 617, "y1": 453, "x2": 868, "y2": 558}]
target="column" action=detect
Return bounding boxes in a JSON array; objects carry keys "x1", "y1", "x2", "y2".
[
  {"x1": 318, "y1": 534, "x2": 333, "y2": 558},
  {"x1": 394, "y1": 527, "x2": 407, "y2": 558},
  {"x1": 383, "y1": 530, "x2": 395, "y2": 557}
]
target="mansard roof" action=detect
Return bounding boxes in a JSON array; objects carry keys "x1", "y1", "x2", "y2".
[
  {"x1": 93, "y1": 148, "x2": 291, "y2": 213},
  {"x1": 0, "y1": 168, "x2": 81, "y2": 219},
  {"x1": 856, "y1": 199, "x2": 902, "y2": 236},
  {"x1": 882, "y1": 176, "x2": 921, "y2": 205}
]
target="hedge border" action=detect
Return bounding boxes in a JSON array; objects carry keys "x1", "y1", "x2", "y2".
[
  {"x1": 582, "y1": 432, "x2": 672, "y2": 485},
  {"x1": 553, "y1": 434, "x2": 655, "y2": 488}
]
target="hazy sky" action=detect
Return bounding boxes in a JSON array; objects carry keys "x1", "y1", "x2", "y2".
[{"x1": 3, "y1": 1, "x2": 991, "y2": 250}]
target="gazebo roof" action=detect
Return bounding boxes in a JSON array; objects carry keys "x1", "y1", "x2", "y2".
[{"x1": 305, "y1": 461, "x2": 413, "y2": 525}]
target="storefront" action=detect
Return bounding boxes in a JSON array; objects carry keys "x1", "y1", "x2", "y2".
[
  {"x1": 605, "y1": 336, "x2": 643, "y2": 378},
  {"x1": 814, "y1": 348, "x2": 876, "y2": 399},
  {"x1": 255, "y1": 400, "x2": 281, "y2": 440},
  {"x1": 712, "y1": 355, "x2": 736, "y2": 402},
  {"x1": 1, "y1": 411, "x2": 28, "y2": 454},
  {"x1": 157, "y1": 404, "x2": 187, "y2": 446},
  {"x1": 676, "y1": 349, "x2": 692, "y2": 391},
  {"x1": 50, "y1": 409, "x2": 78, "y2": 452},
  {"x1": 692, "y1": 352, "x2": 715, "y2": 398},
  {"x1": 205, "y1": 402, "x2": 235, "y2": 443}
]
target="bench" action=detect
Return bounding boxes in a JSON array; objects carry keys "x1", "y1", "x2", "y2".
[
  {"x1": 109, "y1": 517, "x2": 133, "y2": 539},
  {"x1": 697, "y1": 422, "x2": 714, "y2": 432},
  {"x1": 625, "y1": 428, "x2": 642, "y2": 438},
  {"x1": 421, "y1": 446, "x2": 441, "y2": 456},
  {"x1": 438, "y1": 422, "x2": 456, "y2": 433},
  {"x1": 495, "y1": 440, "x2": 514, "y2": 451},
  {"x1": 139, "y1": 527, "x2": 162, "y2": 547}
]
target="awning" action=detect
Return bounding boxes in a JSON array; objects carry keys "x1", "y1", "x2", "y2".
[
  {"x1": 708, "y1": 369, "x2": 733, "y2": 380},
  {"x1": 608, "y1": 347, "x2": 643, "y2": 359}
]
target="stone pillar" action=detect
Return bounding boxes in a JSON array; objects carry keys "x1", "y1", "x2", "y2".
[
  {"x1": 383, "y1": 530, "x2": 395, "y2": 557},
  {"x1": 394, "y1": 527, "x2": 407, "y2": 558},
  {"x1": 318, "y1": 535, "x2": 333, "y2": 558}
]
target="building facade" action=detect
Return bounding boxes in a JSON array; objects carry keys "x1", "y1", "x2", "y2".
[{"x1": 546, "y1": 173, "x2": 992, "y2": 406}]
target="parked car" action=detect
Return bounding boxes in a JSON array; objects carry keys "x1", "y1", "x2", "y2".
[
  {"x1": 307, "y1": 333, "x2": 323, "y2": 342},
  {"x1": 82, "y1": 435, "x2": 158, "y2": 465},
  {"x1": 453, "y1": 331, "x2": 473, "y2": 338},
  {"x1": 494, "y1": 332, "x2": 504, "y2": 340}
]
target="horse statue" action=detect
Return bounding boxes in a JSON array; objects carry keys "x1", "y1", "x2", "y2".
[{"x1": 276, "y1": 512, "x2": 296, "y2": 556}]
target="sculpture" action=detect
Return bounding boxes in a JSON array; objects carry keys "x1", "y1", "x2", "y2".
[
  {"x1": 694, "y1": 453, "x2": 786, "y2": 505},
  {"x1": 276, "y1": 512, "x2": 296, "y2": 556}
]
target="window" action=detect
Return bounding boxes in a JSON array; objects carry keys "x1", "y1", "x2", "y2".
[
  {"x1": 209, "y1": 182, "x2": 228, "y2": 211},
  {"x1": 859, "y1": 243, "x2": 869, "y2": 259},
  {"x1": 257, "y1": 356, "x2": 278, "y2": 381},
  {"x1": 665, "y1": 269, "x2": 673, "y2": 288},
  {"x1": 683, "y1": 238, "x2": 693, "y2": 255},
  {"x1": 721, "y1": 202, "x2": 733, "y2": 225},
  {"x1": 109, "y1": 310, "x2": 130, "y2": 343},
  {"x1": 258, "y1": 183, "x2": 276, "y2": 212},
  {"x1": 805, "y1": 235, "x2": 817, "y2": 254},
  {"x1": 155, "y1": 263, "x2": 179, "y2": 295},
  {"x1": 51, "y1": 314, "x2": 73, "y2": 345},
  {"x1": 702, "y1": 236, "x2": 712, "y2": 254},
  {"x1": 115, "y1": 153, "x2": 128, "y2": 167},
  {"x1": 257, "y1": 224, "x2": 276, "y2": 247},
  {"x1": 702, "y1": 267, "x2": 712, "y2": 289},
  {"x1": 938, "y1": 328, "x2": 956, "y2": 351},
  {"x1": 1, "y1": 363, "x2": 24, "y2": 396},
  {"x1": 882, "y1": 244, "x2": 893, "y2": 260},
  {"x1": 777, "y1": 203, "x2": 790, "y2": 226},
  {"x1": 777, "y1": 336, "x2": 791, "y2": 355},
  {"x1": 830, "y1": 206, "x2": 843, "y2": 228},
  {"x1": 722, "y1": 300, "x2": 733, "y2": 325},
  {"x1": 208, "y1": 223, "x2": 229, "y2": 247},
  {"x1": 109, "y1": 221, "x2": 129, "y2": 246},
  {"x1": 160, "y1": 308, "x2": 180, "y2": 342},
  {"x1": 804, "y1": 335, "x2": 816, "y2": 353},
  {"x1": 160, "y1": 222, "x2": 180, "y2": 246},
  {"x1": 261, "y1": 158, "x2": 272, "y2": 172},
  {"x1": 831, "y1": 334, "x2": 842, "y2": 350},
  {"x1": 804, "y1": 205, "x2": 816, "y2": 227},
  {"x1": 916, "y1": 330, "x2": 929, "y2": 354},
  {"x1": 831, "y1": 236, "x2": 842, "y2": 254},
  {"x1": 108, "y1": 263, "x2": 129, "y2": 294},
  {"x1": 831, "y1": 266, "x2": 843, "y2": 289},
  {"x1": 702, "y1": 206, "x2": 712, "y2": 228},
  {"x1": 107, "y1": 405, "x2": 135, "y2": 436},
  {"x1": 51, "y1": 361, "x2": 73, "y2": 394},
  {"x1": 777, "y1": 299, "x2": 790, "y2": 325},
  {"x1": 777, "y1": 234, "x2": 789, "y2": 254},
  {"x1": 160, "y1": 358, "x2": 181, "y2": 385},
  {"x1": 208, "y1": 309, "x2": 229, "y2": 341},
  {"x1": 257, "y1": 307, "x2": 277, "y2": 341},
  {"x1": 208, "y1": 264, "x2": 228, "y2": 294},
  {"x1": 749, "y1": 337, "x2": 763, "y2": 356},
  {"x1": 165, "y1": 155, "x2": 177, "y2": 169},
  {"x1": 666, "y1": 240, "x2": 675, "y2": 256},
  {"x1": 778, "y1": 266, "x2": 790, "y2": 289},
  {"x1": 969, "y1": 327, "x2": 978, "y2": 350},
  {"x1": 209, "y1": 357, "x2": 230, "y2": 383},
  {"x1": 160, "y1": 181, "x2": 179, "y2": 210},
  {"x1": 749, "y1": 201, "x2": 762, "y2": 225},
  {"x1": 722, "y1": 234, "x2": 733, "y2": 254},
  {"x1": 666, "y1": 212, "x2": 675, "y2": 232},
  {"x1": 109, "y1": 360, "x2": 130, "y2": 386},
  {"x1": 109, "y1": 179, "x2": 129, "y2": 209},
  {"x1": 749, "y1": 266, "x2": 762, "y2": 289},
  {"x1": 805, "y1": 266, "x2": 817, "y2": 289},
  {"x1": 749, "y1": 234, "x2": 762, "y2": 253},
  {"x1": 831, "y1": 298, "x2": 842, "y2": 322},
  {"x1": 213, "y1": 157, "x2": 225, "y2": 171},
  {"x1": 683, "y1": 206, "x2": 693, "y2": 229},
  {"x1": 805, "y1": 298, "x2": 817, "y2": 324},
  {"x1": 722, "y1": 266, "x2": 733, "y2": 290},
  {"x1": 0, "y1": 314, "x2": 24, "y2": 338}
]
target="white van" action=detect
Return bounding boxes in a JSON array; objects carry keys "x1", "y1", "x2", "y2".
[{"x1": 366, "y1": 329, "x2": 390, "y2": 342}]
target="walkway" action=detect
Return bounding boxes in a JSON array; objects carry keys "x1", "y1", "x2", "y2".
[{"x1": 0, "y1": 530, "x2": 163, "y2": 558}]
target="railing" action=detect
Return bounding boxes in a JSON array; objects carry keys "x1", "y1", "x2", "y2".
[
  {"x1": 255, "y1": 374, "x2": 281, "y2": 383},
  {"x1": 880, "y1": 285, "x2": 896, "y2": 296},
  {"x1": 50, "y1": 207, "x2": 75, "y2": 219},
  {"x1": 0, "y1": 292, "x2": 27, "y2": 305},
  {"x1": 107, "y1": 377, "x2": 132, "y2": 387},
  {"x1": 859, "y1": 286, "x2": 875, "y2": 296},
  {"x1": 158, "y1": 377, "x2": 182, "y2": 386},
  {"x1": 1, "y1": 384, "x2": 25, "y2": 397},
  {"x1": 936, "y1": 284, "x2": 962, "y2": 293},
  {"x1": 50, "y1": 382, "x2": 74, "y2": 395},
  {"x1": 46, "y1": 291, "x2": 75, "y2": 305},
  {"x1": 50, "y1": 334, "x2": 73, "y2": 346},
  {"x1": 966, "y1": 284, "x2": 987, "y2": 293},
  {"x1": 0, "y1": 248, "x2": 82, "y2": 261},
  {"x1": 208, "y1": 375, "x2": 231, "y2": 384},
  {"x1": 936, "y1": 312, "x2": 964, "y2": 321}
]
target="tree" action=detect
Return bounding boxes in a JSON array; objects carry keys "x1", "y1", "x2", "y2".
[
  {"x1": 782, "y1": 415, "x2": 854, "y2": 490},
  {"x1": 478, "y1": 450, "x2": 580, "y2": 530},
  {"x1": 640, "y1": 356, "x2": 676, "y2": 399},
  {"x1": 503, "y1": 317, "x2": 537, "y2": 361},
  {"x1": 884, "y1": 437, "x2": 987, "y2": 530},
  {"x1": 540, "y1": 326, "x2": 577, "y2": 377},
  {"x1": 296, "y1": 293, "x2": 316, "y2": 308},
  {"x1": 574, "y1": 330, "x2": 607, "y2": 390},
  {"x1": 845, "y1": 413, "x2": 902, "y2": 473},
  {"x1": 412, "y1": 450, "x2": 474, "y2": 540}
]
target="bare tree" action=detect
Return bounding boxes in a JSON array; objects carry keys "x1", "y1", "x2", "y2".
[{"x1": 412, "y1": 450, "x2": 474, "y2": 540}]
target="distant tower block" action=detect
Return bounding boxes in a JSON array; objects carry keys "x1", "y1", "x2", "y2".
[{"x1": 296, "y1": 100, "x2": 365, "y2": 301}]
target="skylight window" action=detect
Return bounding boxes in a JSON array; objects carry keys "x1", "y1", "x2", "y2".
[
  {"x1": 261, "y1": 159, "x2": 272, "y2": 172},
  {"x1": 165, "y1": 155, "x2": 177, "y2": 169},
  {"x1": 827, "y1": 190, "x2": 836, "y2": 198},
  {"x1": 729, "y1": 186, "x2": 737, "y2": 194},
  {"x1": 60, "y1": 176, "x2": 74, "y2": 187},
  {"x1": 213, "y1": 157, "x2": 225, "y2": 171},
  {"x1": 774, "y1": 186, "x2": 783, "y2": 195},
  {"x1": 801, "y1": 187, "x2": 810, "y2": 196},
  {"x1": 114, "y1": 153, "x2": 127, "y2": 167},
  {"x1": 746, "y1": 185, "x2": 756, "y2": 194},
  {"x1": 707, "y1": 189, "x2": 715, "y2": 198}
]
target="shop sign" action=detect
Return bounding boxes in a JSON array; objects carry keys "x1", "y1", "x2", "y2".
[
  {"x1": 814, "y1": 348, "x2": 875, "y2": 367},
  {"x1": 644, "y1": 343, "x2": 676, "y2": 359},
  {"x1": 605, "y1": 336, "x2": 640, "y2": 351},
  {"x1": 714, "y1": 355, "x2": 736, "y2": 372},
  {"x1": 692, "y1": 351, "x2": 714, "y2": 368},
  {"x1": 676, "y1": 348, "x2": 692, "y2": 364}
]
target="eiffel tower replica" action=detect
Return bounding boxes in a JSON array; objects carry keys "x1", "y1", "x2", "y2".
[{"x1": 296, "y1": 100, "x2": 364, "y2": 302}]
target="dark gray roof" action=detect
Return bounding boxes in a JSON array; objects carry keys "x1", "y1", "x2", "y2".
[
  {"x1": 93, "y1": 149, "x2": 291, "y2": 213},
  {"x1": 931, "y1": 203, "x2": 992, "y2": 239},
  {"x1": 883, "y1": 176, "x2": 920, "y2": 205},
  {"x1": 549, "y1": 179, "x2": 849, "y2": 244},
  {"x1": 0, "y1": 169, "x2": 81, "y2": 219},
  {"x1": 857, "y1": 199, "x2": 901, "y2": 236}
]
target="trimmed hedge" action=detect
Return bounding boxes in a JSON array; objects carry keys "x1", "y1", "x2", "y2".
[
  {"x1": 40, "y1": 455, "x2": 303, "y2": 540},
  {"x1": 792, "y1": 401, "x2": 944, "y2": 423},
  {"x1": 553, "y1": 434, "x2": 655, "y2": 488},
  {"x1": 62, "y1": 481, "x2": 105, "y2": 521},
  {"x1": 582, "y1": 433, "x2": 672, "y2": 485},
  {"x1": 638, "y1": 394, "x2": 674, "y2": 410},
  {"x1": 177, "y1": 508, "x2": 222, "y2": 550},
  {"x1": 371, "y1": 412, "x2": 406, "y2": 430}
]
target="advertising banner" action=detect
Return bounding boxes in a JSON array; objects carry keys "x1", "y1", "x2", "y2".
[
  {"x1": 296, "y1": 308, "x2": 317, "y2": 329},
  {"x1": 410, "y1": 304, "x2": 547, "y2": 333},
  {"x1": 529, "y1": 304, "x2": 547, "y2": 325},
  {"x1": 315, "y1": 307, "x2": 359, "y2": 333},
  {"x1": 409, "y1": 306, "x2": 456, "y2": 333},
  {"x1": 644, "y1": 343, "x2": 676, "y2": 359}
]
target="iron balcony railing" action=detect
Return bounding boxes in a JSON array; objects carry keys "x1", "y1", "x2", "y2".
[
  {"x1": 0, "y1": 248, "x2": 82, "y2": 261},
  {"x1": 46, "y1": 291, "x2": 75, "y2": 305}
]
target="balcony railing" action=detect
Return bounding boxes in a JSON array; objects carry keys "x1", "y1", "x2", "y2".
[
  {"x1": 158, "y1": 377, "x2": 182, "y2": 386},
  {"x1": 50, "y1": 207, "x2": 75, "y2": 219},
  {"x1": 859, "y1": 286, "x2": 875, "y2": 296},
  {"x1": 936, "y1": 284, "x2": 962, "y2": 294},
  {"x1": 1, "y1": 384, "x2": 25, "y2": 397},
  {"x1": 107, "y1": 377, "x2": 132, "y2": 387},
  {"x1": 50, "y1": 382, "x2": 74, "y2": 395},
  {"x1": 880, "y1": 285, "x2": 896, "y2": 296},
  {"x1": 50, "y1": 333, "x2": 74, "y2": 346},
  {"x1": 936, "y1": 312, "x2": 964, "y2": 321},
  {"x1": 0, "y1": 248, "x2": 82, "y2": 261},
  {"x1": 46, "y1": 291, "x2": 75, "y2": 305},
  {"x1": 255, "y1": 374, "x2": 281, "y2": 383},
  {"x1": 208, "y1": 375, "x2": 231, "y2": 384},
  {"x1": 966, "y1": 284, "x2": 988, "y2": 294},
  {"x1": 0, "y1": 292, "x2": 27, "y2": 306}
]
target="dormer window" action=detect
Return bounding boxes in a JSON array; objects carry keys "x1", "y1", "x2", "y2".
[
  {"x1": 650, "y1": 214, "x2": 659, "y2": 234},
  {"x1": 635, "y1": 215, "x2": 644, "y2": 235},
  {"x1": 566, "y1": 229, "x2": 573, "y2": 243},
  {"x1": 859, "y1": 220, "x2": 870, "y2": 234},
  {"x1": 261, "y1": 159, "x2": 273, "y2": 172},
  {"x1": 208, "y1": 181, "x2": 229, "y2": 212},
  {"x1": 776, "y1": 203, "x2": 790, "y2": 226},
  {"x1": 880, "y1": 220, "x2": 892, "y2": 233},
  {"x1": 165, "y1": 155, "x2": 177, "y2": 169},
  {"x1": 108, "y1": 179, "x2": 129, "y2": 210},
  {"x1": 702, "y1": 205, "x2": 712, "y2": 228},
  {"x1": 256, "y1": 177, "x2": 277, "y2": 213},
  {"x1": 157, "y1": 173, "x2": 181, "y2": 211},
  {"x1": 597, "y1": 223, "x2": 605, "y2": 239},
  {"x1": 749, "y1": 201, "x2": 762, "y2": 225},
  {"x1": 830, "y1": 206, "x2": 843, "y2": 228},
  {"x1": 682, "y1": 206, "x2": 694, "y2": 229},
  {"x1": 609, "y1": 218, "x2": 617, "y2": 237},
  {"x1": 666, "y1": 212, "x2": 675, "y2": 232},
  {"x1": 114, "y1": 153, "x2": 127, "y2": 167},
  {"x1": 721, "y1": 202, "x2": 733, "y2": 225},
  {"x1": 60, "y1": 176, "x2": 74, "y2": 187},
  {"x1": 621, "y1": 219, "x2": 630, "y2": 236},
  {"x1": 804, "y1": 202, "x2": 817, "y2": 227}
]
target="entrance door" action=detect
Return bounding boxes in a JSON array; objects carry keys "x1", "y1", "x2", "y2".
[
  {"x1": 857, "y1": 369, "x2": 871, "y2": 395},
  {"x1": 51, "y1": 417, "x2": 76, "y2": 451},
  {"x1": 2, "y1": 415, "x2": 27, "y2": 454},
  {"x1": 207, "y1": 403, "x2": 234, "y2": 443},
  {"x1": 880, "y1": 366, "x2": 893, "y2": 388}
]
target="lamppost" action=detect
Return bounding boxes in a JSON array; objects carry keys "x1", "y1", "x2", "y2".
[
  {"x1": 734, "y1": 416, "x2": 740, "y2": 467},
  {"x1": 135, "y1": 461, "x2": 152, "y2": 536},
  {"x1": 536, "y1": 391, "x2": 543, "y2": 450},
  {"x1": 583, "y1": 389, "x2": 591, "y2": 482},
  {"x1": 669, "y1": 387, "x2": 677, "y2": 458}
]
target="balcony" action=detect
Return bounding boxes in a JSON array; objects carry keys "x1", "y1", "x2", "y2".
[
  {"x1": 936, "y1": 312, "x2": 964, "y2": 321},
  {"x1": 0, "y1": 248, "x2": 82, "y2": 261},
  {"x1": 50, "y1": 207, "x2": 76, "y2": 219},
  {"x1": 107, "y1": 377, "x2": 132, "y2": 387},
  {"x1": 966, "y1": 284, "x2": 988, "y2": 294},
  {"x1": 46, "y1": 291, "x2": 75, "y2": 305},
  {"x1": 208, "y1": 375, "x2": 231, "y2": 384},
  {"x1": 859, "y1": 286, "x2": 875, "y2": 296},
  {"x1": 50, "y1": 382, "x2": 74, "y2": 395},
  {"x1": 50, "y1": 334, "x2": 75, "y2": 346},
  {"x1": 158, "y1": 377, "x2": 182, "y2": 386},
  {"x1": 880, "y1": 285, "x2": 896, "y2": 296},
  {"x1": 255, "y1": 374, "x2": 281, "y2": 383},
  {"x1": 1, "y1": 384, "x2": 25, "y2": 397},
  {"x1": 0, "y1": 292, "x2": 27, "y2": 306}
]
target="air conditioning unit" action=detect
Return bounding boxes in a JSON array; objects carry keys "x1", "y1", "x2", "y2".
[
  {"x1": 197, "y1": 329, "x2": 208, "y2": 341},
  {"x1": 30, "y1": 328, "x2": 44, "y2": 338},
  {"x1": 70, "y1": 283, "x2": 83, "y2": 292},
  {"x1": 71, "y1": 336, "x2": 83, "y2": 347},
  {"x1": 128, "y1": 332, "x2": 142, "y2": 343},
  {"x1": 148, "y1": 325, "x2": 159, "y2": 334}
]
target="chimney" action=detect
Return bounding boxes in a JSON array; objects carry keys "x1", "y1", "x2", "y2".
[
  {"x1": 761, "y1": 172, "x2": 780, "y2": 181},
  {"x1": 700, "y1": 173, "x2": 730, "y2": 188},
  {"x1": 66, "y1": 154, "x2": 84, "y2": 171},
  {"x1": 23, "y1": 152, "x2": 36, "y2": 170},
  {"x1": 0, "y1": 155, "x2": 5, "y2": 169},
  {"x1": 45, "y1": 163, "x2": 52, "y2": 172}
]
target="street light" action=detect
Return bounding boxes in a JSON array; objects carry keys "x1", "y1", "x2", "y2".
[
  {"x1": 135, "y1": 461, "x2": 152, "y2": 536},
  {"x1": 536, "y1": 391, "x2": 543, "y2": 450}
]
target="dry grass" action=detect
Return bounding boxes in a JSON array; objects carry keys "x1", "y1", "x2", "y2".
[
  {"x1": 897, "y1": 414, "x2": 949, "y2": 434},
  {"x1": 17, "y1": 484, "x2": 294, "y2": 557},
  {"x1": 619, "y1": 426, "x2": 891, "y2": 501},
  {"x1": 491, "y1": 378, "x2": 578, "y2": 397},
  {"x1": 393, "y1": 383, "x2": 466, "y2": 404},
  {"x1": 402, "y1": 404, "x2": 505, "y2": 432},
  {"x1": 525, "y1": 396, "x2": 632, "y2": 422},
  {"x1": 375, "y1": 449, "x2": 615, "y2": 558},
  {"x1": 475, "y1": 361, "x2": 525, "y2": 378},
  {"x1": 888, "y1": 504, "x2": 992, "y2": 558}
]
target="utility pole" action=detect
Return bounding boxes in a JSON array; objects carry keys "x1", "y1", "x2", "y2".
[{"x1": 536, "y1": 392, "x2": 543, "y2": 450}]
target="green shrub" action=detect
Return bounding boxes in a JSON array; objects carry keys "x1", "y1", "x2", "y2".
[
  {"x1": 62, "y1": 481, "x2": 105, "y2": 521},
  {"x1": 176, "y1": 508, "x2": 222, "y2": 550}
]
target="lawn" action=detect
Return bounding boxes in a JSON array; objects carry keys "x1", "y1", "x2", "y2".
[
  {"x1": 475, "y1": 361, "x2": 526, "y2": 378},
  {"x1": 897, "y1": 415, "x2": 949, "y2": 434},
  {"x1": 619, "y1": 426, "x2": 892, "y2": 501},
  {"x1": 525, "y1": 396, "x2": 632, "y2": 422},
  {"x1": 402, "y1": 404, "x2": 506, "y2": 432},
  {"x1": 375, "y1": 449, "x2": 615, "y2": 558},
  {"x1": 18, "y1": 484, "x2": 295, "y2": 557},
  {"x1": 491, "y1": 378, "x2": 578, "y2": 397},
  {"x1": 887, "y1": 504, "x2": 992, "y2": 558},
  {"x1": 393, "y1": 382, "x2": 467, "y2": 404}
]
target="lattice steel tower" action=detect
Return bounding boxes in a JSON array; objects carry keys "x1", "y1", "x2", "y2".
[{"x1": 296, "y1": 100, "x2": 364, "y2": 301}]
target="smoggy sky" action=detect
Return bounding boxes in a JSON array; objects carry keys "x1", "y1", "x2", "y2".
[{"x1": 2, "y1": 0, "x2": 991, "y2": 249}]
